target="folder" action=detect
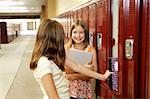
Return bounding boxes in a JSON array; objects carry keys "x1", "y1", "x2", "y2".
[{"x1": 67, "y1": 49, "x2": 93, "y2": 65}]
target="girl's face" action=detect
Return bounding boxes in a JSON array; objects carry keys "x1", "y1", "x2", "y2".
[{"x1": 72, "y1": 25, "x2": 85, "y2": 44}]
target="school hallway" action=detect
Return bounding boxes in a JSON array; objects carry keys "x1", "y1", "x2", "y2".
[
  {"x1": 0, "y1": 35, "x2": 42, "y2": 99},
  {"x1": 0, "y1": 0, "x2": 150, "y2": 98}
]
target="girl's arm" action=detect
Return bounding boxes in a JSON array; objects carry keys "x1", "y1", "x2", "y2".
[
  {"x1": 66, "y1": 62, "x2": 94, "y2": 80},
  {"x1": 41, "y1": 73, "x2": 60, "y2": 99},
  {"x1": 91, "y1": 46, "x2": 98, "y2": 72},
  {"x1": 65, "y1": 57, "x2": 112, "y2": 81},
  {"x1": 65, "y1": 63, "x2": 93, "y2": 80}
]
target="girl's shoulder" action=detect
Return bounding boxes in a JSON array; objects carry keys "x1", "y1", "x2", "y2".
[
  {"x1": 38, "y1": 56, "x2": 50, "y2": 66},
  {"x1": 37, "y1": 56, "x2": 57, "y2": 70}
]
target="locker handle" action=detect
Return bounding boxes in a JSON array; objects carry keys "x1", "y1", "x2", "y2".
[{"x1": 125, "y1": 39, "x2": 134, "y2": 60}]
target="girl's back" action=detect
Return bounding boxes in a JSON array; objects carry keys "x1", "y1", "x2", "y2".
[{"x1": 33, "y1": 56, "x2": 70, "y2": 99}]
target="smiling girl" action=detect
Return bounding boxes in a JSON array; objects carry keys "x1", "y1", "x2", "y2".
[{"x1": 65, "y1": 20, "x2": 98, "y2": 99}]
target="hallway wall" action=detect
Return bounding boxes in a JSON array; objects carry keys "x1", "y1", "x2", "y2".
[
  {"x1": 44, "y1": 0, "x2": 90, "y2": 19},
  {"x1": 55, "y1": 0, "x2": 90, "y2": 16}
]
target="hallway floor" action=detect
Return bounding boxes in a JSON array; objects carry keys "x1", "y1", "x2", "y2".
[{"x1": 0, "y1": 35, "x2": 42, "y2": 99}]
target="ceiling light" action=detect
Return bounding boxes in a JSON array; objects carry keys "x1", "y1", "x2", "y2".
[
  {"x1": 0, "y1": 7, "x2": 28, "y2": 13},
  {"x1": 0, "y1": 1, "x2": 24, "y2": 6},
  {"x1": 0, "y1": 10, "x2": 29, "y2": 13},
  {"x1": 0, "y1": 7, "x2": 27, "y2": 10}
]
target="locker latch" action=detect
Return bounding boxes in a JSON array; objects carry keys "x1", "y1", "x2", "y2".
[
  {"x1": 97, "y1": 33, "x2": 102, "y2": 49},
  {"x1": 125, "y1": 39, "x2": 134, "y2": 60}
]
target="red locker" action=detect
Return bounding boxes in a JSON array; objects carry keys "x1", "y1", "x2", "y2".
[
  {"x1": 96, "y1": 0, "x2": 108, "y2": 74},
  {"x1": 56, "y1": 0, "x2": 150, "y2": 98},
  {"x1": 64, "y1": 15, "x2": 67, "y2": 38},
  {"x1": 0, "y1": 24, "x2": 2, "y2": 43},
  {"x1": 77, "y1": 8, "x2": 82, "y2": 20},
  {"x1": 82, "y1": 6, "x2": 89, "y2": 28},
  {"x1": 70, "y1": 11, "x2": 74, "y2": 28},
  {"x1": 67, "y1": 13, "x2": 71, "y2": 38},
  {"x1": 0, "y1": 22, "x2": 13, "y2": 43},
  {"x1": 148, "y1": 1, "x2": 150, "y2": 98},
  {"x1": 61, "y1": 14, "x2": 67, "y2": 38},
  {"x1": 60, "y1": 15, "x2": 65, "y2": 29},
  {"x1": 96, "y1": 0, "x2": 116, "y2": 98},
  {"x1": 137, "y1": 0, "x2": 150, "y2": 98},
  {"x1": 66, "y1": 13, "x2": 70, "y2": 38},
  {"x1": 73, "y1": 10, "x2": 78, "y2": 21},
  {"x1": 119, "y1": 0, "x2": 140, "y2": 98},
  {"x1": 89, "y1": 3, "x2": 96, "y2": 47}
]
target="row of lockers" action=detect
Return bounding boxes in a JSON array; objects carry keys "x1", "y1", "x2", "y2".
[
  {"x1": 0, "y1": 22, "x2": 20, "y2": 43},
  {"x1": 55, "y1": 0, "x2": 150, "y2": 99},
  {"x1": 56, "y1": 0, "x2": 118, "y2": 98}
]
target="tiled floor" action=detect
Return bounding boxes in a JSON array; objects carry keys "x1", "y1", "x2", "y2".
[{"x1": 0, "y1": 35, "x2": 42, "y2": 99}]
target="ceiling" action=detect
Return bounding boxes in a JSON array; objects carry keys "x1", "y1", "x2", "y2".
[{"x1": 0, "y1": 0, "x2": 46, "y2": 16}]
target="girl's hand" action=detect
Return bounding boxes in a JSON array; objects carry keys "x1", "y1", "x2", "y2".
[
  {"x1": 64, "y1": 73, "x2": 73, "y2": 80},
  {"x1": 103, "y1": 70, "x2": 113, "y2": 80},
  {"x1": 65, "y1": 74, "x2": 72, "y2": 80}
]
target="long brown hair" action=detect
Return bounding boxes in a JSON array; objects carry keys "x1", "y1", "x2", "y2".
[
  {"x1": 30, "y1": 19, "x2": 65, "y2": 71},
  {"x1": 69, "y1": 20, "x2": 89, "y2": 48}
]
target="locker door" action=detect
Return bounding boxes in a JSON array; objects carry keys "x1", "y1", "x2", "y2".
[
  {"x1": 96, "y1": 0, "x2": 108, "y2": 74},
  {"x1": 70, "y1": 11, "x2": 74, "y2": 27},
  {"x1": 73, "y1": 10, "x2": 78, "y2": 21},
  {"x1": 61, "y1": 15, "x2": 67, "y2": 38},
  {"x1": 0, "y1": 22, "x2": 8, "y2": 43},
  {"x1": 119, "y1": 0, "x2": 140, "y2": 98},
  {"x1": 67, "y1": 13, "x2": 71, "y2": 42},
  {"x1": 82, "y1": 6, "x2": 89, "y2": 29},
  {"x1": 77, "y1": 8, "x2": 82, "y2": 20},
  {"x1": 137, "y1": 0, "x2": 150, "y2": 98},
  {"x1": 0, "y1": 23, "x2": 1, "y2": 44},
  {"x1": 89, "y1": 3, "x2": 96, "y2": 47},
  {"x1": 64, "y1": 16, "x2": 68, "y2": 37},
  {"x1": 96, "y1": 0, "x2": 116, "y2": 98},
  {"x1": 148, "y1": 1, "x2": 150, "y2": 98},
  {"x1": 66, "y1": 13, "x2": 70, "y2": 38},
  {"x1": 61, "y1": 16, "x2": 65, "y2": 30}
]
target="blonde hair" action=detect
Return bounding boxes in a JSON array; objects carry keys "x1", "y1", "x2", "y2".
[
  {"x1": 30, "y1": 19, "x2": 65, "y2": 71},
  {"x1": 69, "y1": 20, "x2": 89, "y2": 49}
]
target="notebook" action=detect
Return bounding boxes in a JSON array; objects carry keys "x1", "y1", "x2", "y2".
[{"x1": 67, "y1": 49, "x2": 93, "y2": 65}]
